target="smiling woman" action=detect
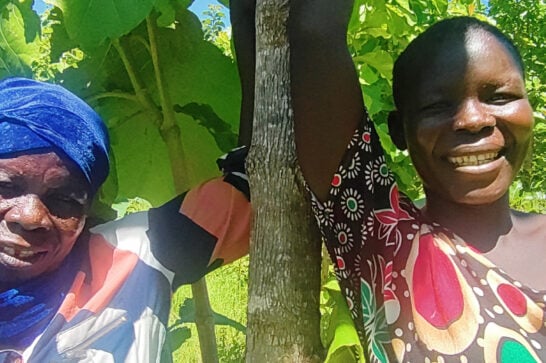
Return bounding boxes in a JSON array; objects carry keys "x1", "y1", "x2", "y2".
[
  {"x1": 393, "y1": 29, "x2": 534, "y2": 209},
  {"x1": 0, "y1": 77, "x2": 251, "y2": 362},
  {"x1": 0, "y1": 152, "x2": 89, "y2": 284},
  {"x1": 293, "y1": 11, "x2": 546, "y2": 363},
  {"x1": 231, "y1": 0, "x2": 546, "y2": 360}
]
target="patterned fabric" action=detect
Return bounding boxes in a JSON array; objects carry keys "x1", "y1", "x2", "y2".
[{"x1": 309, "y1": 114, "x2": 546, "y2": 362}]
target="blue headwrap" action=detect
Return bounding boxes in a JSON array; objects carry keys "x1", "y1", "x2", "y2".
[{"x1": 0, "y1": 77, "x2": 110, "y2": 195}]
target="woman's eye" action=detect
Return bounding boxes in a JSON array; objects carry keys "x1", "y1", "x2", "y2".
[
  {"x1": 419, "y1": 101, "x2": 453, "y2": 115},
  {"x1": 0, "y1": 181, "x2": 14, "y2": 189},
  {"x1": 51, "y1": 194, "x2": 84, "y2": 206},
  {"x1": 0, "y1": 181, "x2": 19, "y2": 197},
  {"x1": 488, "y1": 93, "x2": 518, "y2": 105},
  {"x1": 45, "y1": 193, "x2": 87, "y2": 218}
]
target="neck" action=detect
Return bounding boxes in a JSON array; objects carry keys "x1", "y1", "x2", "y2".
[{"x1": 423, "y1": 191, "x2": 513, "y2": 252}]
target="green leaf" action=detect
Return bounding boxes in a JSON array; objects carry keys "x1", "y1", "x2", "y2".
[
  {"x1": 323, "y1": 278, "x2": 342, "y2": 292},
  {"x1": 13, "y1": 0, "x2": 41, "y2": 42},
  {"x1": 323, "y1": 284, "x2": 365, "y2": 363},
  {"x1": 354, "y1": 50, "x2": 393, "y2": 79},
  {"x1": 154, "y1": 0, "x2": 176, "y2": 27},
  {"x1": 174, "y1": 102, "x2": 238, "y2": 153},
  {"x1": 49, "y1": 0, "x2": 156, "y2": 48},
  {"x1": 53, "y1": 9, "x2": 240, "y2": 205},
  {"x1": 0, "y1": 2, "x2": 40, "y2": 78},
  {"x1": 168, "y1": 326, "x2": 192, "y2": 351},
  {"x1": 154, "y1": 0, "x2": 193, "y2": 27}
]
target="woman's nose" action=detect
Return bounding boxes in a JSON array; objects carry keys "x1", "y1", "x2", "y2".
[
  {"x1": 453, "y1": 98, "x2": 495, "y2": 133},
  {"x1": 4, "y1": 194, "x2": 52, "y2": 232}
]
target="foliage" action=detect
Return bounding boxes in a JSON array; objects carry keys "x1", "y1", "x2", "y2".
[
  {"x1": 14, "y1": 0, "x2": 241, "y2": 213},
  {"x1": 0, "y1": 1, "x2": 40, "y2": 77},
  {"x1": 488, "y1": 0, "x2": 546, "y2": 204},
  {"x1": 201, "y1": 3, "x2": 233, "y2": 57},
  {"x1": 169, "y1": 257, "x2": 249, "y2": 362},
  {"x1": 202, "y1": 4, "x2": 225, "y2": 41},
  {"x1": 3, "y1": 0, "x2": 545, "y2": 361},
  {"x1": 321, "y1": 278, "x2": 366, "y2": 363}
]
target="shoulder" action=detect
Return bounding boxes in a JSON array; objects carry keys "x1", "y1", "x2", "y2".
[{"x1": 512, "y1": 210, "x2": 546, "y2": 238}]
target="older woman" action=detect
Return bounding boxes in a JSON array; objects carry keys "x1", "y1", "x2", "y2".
[{"x1": 0, "y1": 77, "x2": 250, "y2": 361}]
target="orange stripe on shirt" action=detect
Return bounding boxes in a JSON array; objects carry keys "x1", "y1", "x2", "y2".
[
  {"x1": 57, "y1": 236, "x2": 139, "y2": 321},
  {"x1": 180, "y1": 178, "x2": 251, "y2": 266}
]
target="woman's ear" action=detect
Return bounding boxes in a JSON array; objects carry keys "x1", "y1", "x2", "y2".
[{"x1": 387, "y1": 110, "x2": 407, "y2": 151}]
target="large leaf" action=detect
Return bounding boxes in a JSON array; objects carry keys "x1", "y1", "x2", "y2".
[
  {"x1": 13, "y1": 0, "x2": 41, "y2": 42},
  {"x1": 0, "y1": 2, "x2": 40, "y2": 77},
  {"x1": 54, "y1": 9, "x2": 240, "y2": 205},
  {"x1": 49, "y1": 0, "x2": 156, "y2": 49},
  {"x1": 322, "y1": 279, "x2": 366, "y2": 363},
  {"x1": 155, "y1": 0, "x2": 194, "y2": 27},
  {"x1": 174, "y1": 102, "x2": 238, "y2": 153}
]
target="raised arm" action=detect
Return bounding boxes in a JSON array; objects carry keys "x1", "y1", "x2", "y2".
[
  {"x1": 289, "y1": 0, "x2": 364, "y2": 201},
  {"x1": 230, "y1": 0, "x2": 256, "y2": 147},
  {"x1": 231, "y1": 0, "x2": 363, "y2": 200}
]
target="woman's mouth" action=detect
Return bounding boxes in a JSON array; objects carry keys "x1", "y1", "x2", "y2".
[
  {"x1": 0, "y1": 245, "x2": 47, "y2": 266},
  {"x1": 447, "y1": 152, "x2": 499, "y2": 167}
]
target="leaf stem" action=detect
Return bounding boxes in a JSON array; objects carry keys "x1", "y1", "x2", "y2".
[
  {"x1": 87, "y1": 91, "x2": 140, "y2": 103},
  {"x1": 112, "y1": 38, "x2": 162, "y2": 127},
  {"x1": 129, "y1": 34, "x2": 152, "y2": 55},
  {"x1": 146, "y1": 15, "x2": 178, "y2": 132}
]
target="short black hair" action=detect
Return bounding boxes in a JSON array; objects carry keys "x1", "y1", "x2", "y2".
[{"x1": 392, "y1": 16, "x2": 524, "y2": 112}]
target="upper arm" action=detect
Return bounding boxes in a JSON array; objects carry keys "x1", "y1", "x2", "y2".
[
  {"x1": 147, "y1": 176, "x2": 250, "y2": 287},
  {"x1": 289, "y1": 0, "x2": 364, "y2": 201},
  {"x1": 180, "y1": 178, "x2": 251, "y2": 267}
]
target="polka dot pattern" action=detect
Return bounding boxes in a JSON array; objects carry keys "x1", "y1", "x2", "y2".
[{"x1": 308, "y1": 117, "x2": 546, "y2": 362}]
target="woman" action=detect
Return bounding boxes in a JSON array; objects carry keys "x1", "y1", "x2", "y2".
[
  {"x1": 0, "y1": 77, "x2": 251, "y2": 361},
  {"x1": 233, "y1": 0, "x2": 546, "y2": 361}
]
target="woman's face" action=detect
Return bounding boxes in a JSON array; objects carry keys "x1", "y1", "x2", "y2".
[
  {"x1": 402, "y1": 29, "x2": 534, "y2": 206},
  {"x1": 0, "y1": 151, "x2": 89, "y2": 285}
]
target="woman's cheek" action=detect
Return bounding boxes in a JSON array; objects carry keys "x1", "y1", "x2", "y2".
[{"x1": 56, "y1": 215, "x2": 87, "y2": 240}]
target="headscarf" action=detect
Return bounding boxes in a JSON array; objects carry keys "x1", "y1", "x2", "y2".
[{"x1": 0, "y1": 77, "x2": 110, "y2": 195}]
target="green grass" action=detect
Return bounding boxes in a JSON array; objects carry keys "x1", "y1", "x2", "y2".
[{"x1": 169, "y1": 257, "x2": 249, "y2": 363}]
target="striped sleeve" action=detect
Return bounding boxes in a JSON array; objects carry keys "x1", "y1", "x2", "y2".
[{"x1": 147, "y1": 147, "x2": 251, "y2": 288}]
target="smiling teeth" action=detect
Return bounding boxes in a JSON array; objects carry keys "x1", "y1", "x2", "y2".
[
  {"x1": 19, "y1": 250, "x2": 36, "y2": 258},
  {"x1": 1, "y1": 246, "x2": 37, "y2": 259},
  {"x1": 448, "y1": 152, "x2": 498, "y2": 167}
]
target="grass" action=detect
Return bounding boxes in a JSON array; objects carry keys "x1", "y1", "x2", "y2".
[{"x1": 169, "y1": 257, "x2": 249, "y2": 362}]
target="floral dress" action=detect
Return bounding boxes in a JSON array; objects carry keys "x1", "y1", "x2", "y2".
[{"x1": 310, "y1": 113, "x2": 546, "y2": 362}]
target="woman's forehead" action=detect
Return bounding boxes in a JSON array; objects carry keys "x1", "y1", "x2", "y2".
[
  {"x1": 401, "y1": 30, "x2": 523, "y2": 99},
  {"x1": 0, "y1": 151, "x2": 88, "y2": 189}
]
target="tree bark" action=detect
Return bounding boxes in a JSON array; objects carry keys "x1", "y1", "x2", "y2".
[{"x1": 245, "y1": 0, "x2": 323, "y2": 361}]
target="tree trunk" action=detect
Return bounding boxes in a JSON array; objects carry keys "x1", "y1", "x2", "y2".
[{"x1": 245, "y1": 0, "x2": 323, "y2": 361}]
